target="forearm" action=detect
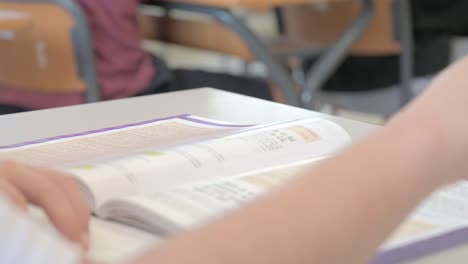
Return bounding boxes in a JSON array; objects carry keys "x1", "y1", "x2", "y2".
[
  {"x1": 134, "y1": 117, "x2": 448, "y2": 264},
  {"x1": 269, "y1": 119, "x2": 446, "y2": 263}
]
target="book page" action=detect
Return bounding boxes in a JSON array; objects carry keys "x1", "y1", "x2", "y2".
[
  {"x1": 372, "y1": 183, "x2": 468, "y2": 263},
  {"x1": 382, "y1": 181, "x2": 468, "y2": 250},
  {"x1": 99, "y1": 160, "x2": 319, "y2": 234},
  {"x1": 74, "y1": 118, "x2": 350, "y2": 210},
  {"x1": 0, "y1": 115, "x2": 251, "y2": 209},
  {"x1": 0, "y1": 115, "x2": 250, "y2": 167}
]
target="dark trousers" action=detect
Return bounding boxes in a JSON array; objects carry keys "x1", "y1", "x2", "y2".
[{"x1": 137, "y1": 57, "x2": 273, "y2": 101}]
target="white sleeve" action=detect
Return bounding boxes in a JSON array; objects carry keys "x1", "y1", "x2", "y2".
[{"x1": 0, "y1": 195, "x2": 81, "y2": 264}]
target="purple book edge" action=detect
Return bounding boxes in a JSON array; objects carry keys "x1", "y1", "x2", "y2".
[
  {"x1": 371, "y1": 226, "x2": 468, "y2": 263},
  {"x1": 0, "y1": 114, "x2": 252, "y2": 150},
  {"x1": 179, "y1": 116, "x2": 255, "y2": 128}
]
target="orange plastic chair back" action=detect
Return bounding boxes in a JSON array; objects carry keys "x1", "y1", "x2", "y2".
[{"x1": 0, "y1": 3, "x2": 85, "y2": 93}]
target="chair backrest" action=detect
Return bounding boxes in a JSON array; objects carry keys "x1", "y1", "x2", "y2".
[
  {"x1": 139, "y1": 12, "x2": 254, "y2": 60},
  {"x1": 140, "y1": 0, "x2": 399, "y2": 60},
  {"x1": 0, "y1": 0, "x2": 99, "y2": 102},
  {"x1": 282, "y1": 0, "x2": 400, "y2": 55}
]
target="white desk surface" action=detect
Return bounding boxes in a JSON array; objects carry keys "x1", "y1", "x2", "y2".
[
  {"x1": 0, "y1": 88, "x2": 377, "y2": 146},
  {"x1": 0, "y1": 88, "x2": 381, "y2": 261}
]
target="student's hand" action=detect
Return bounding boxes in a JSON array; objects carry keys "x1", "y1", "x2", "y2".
[
  {"x1": 389, "y1": 55, "x2": 468, "y2": 185},
  {"x1": 0, "y1": 161, "x2": 90, "y2": 249}
]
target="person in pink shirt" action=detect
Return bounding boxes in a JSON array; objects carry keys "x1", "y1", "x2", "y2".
[{"x1": 0, "y1": 0, "x2": 271, "y2": 114}]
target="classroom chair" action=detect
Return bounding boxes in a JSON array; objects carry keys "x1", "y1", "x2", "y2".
[
  {"x1": 280, "y1": 0, "x2": 420, "y2": 116},
  {"x1": 0, "y1": 0, "x2": 99, "y2": 114},
  {"x1": 142, "y1": 0, "x2": 379, "y2": 107},
  {"x1": 141, "y1": 0, "x2": 415, "y2": 114}
]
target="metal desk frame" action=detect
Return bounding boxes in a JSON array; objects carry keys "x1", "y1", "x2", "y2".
[{"x1": 151, "y1": 0, "x2": 414, "y2": 109}]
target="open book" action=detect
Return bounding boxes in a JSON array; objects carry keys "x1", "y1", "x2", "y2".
[
  {"x1": 1, "y1": 114, "x2": 468, "y2": 263},
  {"x1": 0, "y1": 114, "x2": 350, "y2": 228}
]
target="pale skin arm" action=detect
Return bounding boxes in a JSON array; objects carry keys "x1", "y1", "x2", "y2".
[
  {"x1": 2, "y1": 56, "x2": 468, "y2": 264},
  {"x1": 131, "y1": 56, "x2": 468, "y2": 264},
  {"x1": 0, "y1": 161, "x2": 90, "y2": 250},
  {"x1": 133, "y1": 110, "x2": 444, "y2": 264}
]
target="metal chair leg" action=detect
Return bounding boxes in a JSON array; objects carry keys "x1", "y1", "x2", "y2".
[
  {"x1": 152, "y1": 2, "x2": 301, "y2": 107},
  {"x1": 58, "y1": 0, "x2": 101, "y2": 103},
  {"x1": 301, "y1": 0, "x2": 375, "y2": 109},
  {"x1": 393, "y1": 0, "x2": 414, "y2": 106},
  {"x1": 274, "y1": 7, "x2": 286, "y2": 35}
]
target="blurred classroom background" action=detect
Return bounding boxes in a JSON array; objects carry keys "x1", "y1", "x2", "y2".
[{"x1": 1, "y1": 0, "x2": 468, "y2": 124}]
